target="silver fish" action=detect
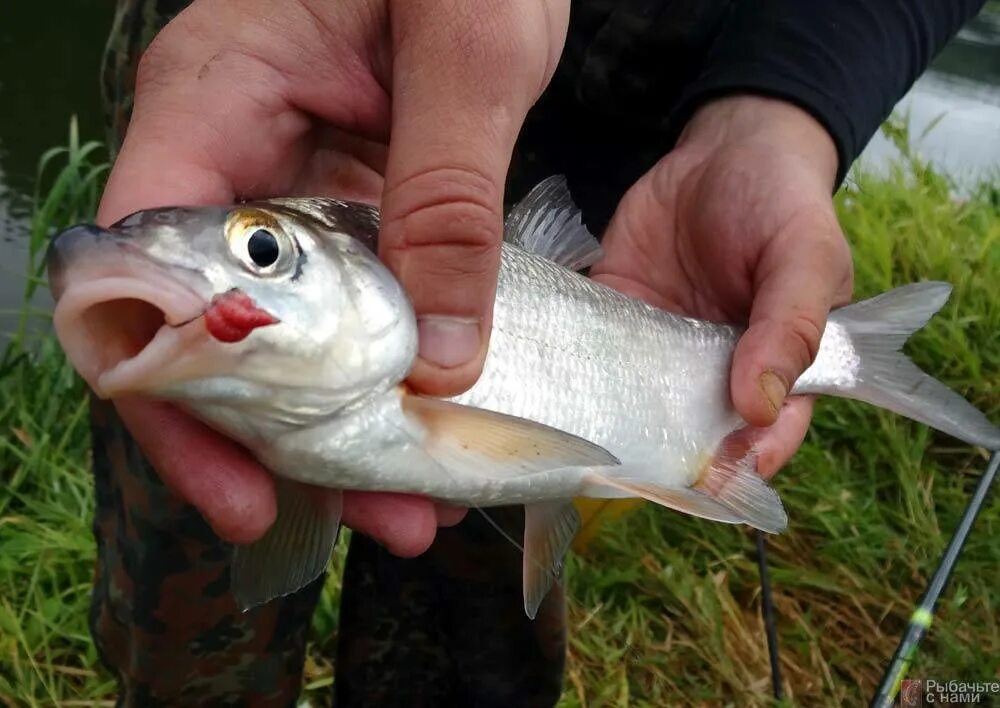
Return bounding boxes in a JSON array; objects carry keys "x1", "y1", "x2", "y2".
[{"x1": 47, "y1": 176, "x2": 1000, "y2": 618}]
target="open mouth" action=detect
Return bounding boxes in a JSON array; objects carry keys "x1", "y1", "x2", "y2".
[{"x1": 52, "y1": 270, "x2": 210, "y2": 398}]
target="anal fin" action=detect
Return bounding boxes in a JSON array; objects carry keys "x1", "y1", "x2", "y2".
[
  {"x1": 523, "y1": 501, "x2": 581, "y2": 619},
  {"x1": 231, "y1": 478, "x2": 343, "y2": 611},
  {"x1": 585, "y1": 471, "x2": 746, "y2": 526},
  {"x1": 693, "y1": 435, "x2": 787, "y2": 534},
  {"x1": 584, "y1": 434, "x2": 787, "y2": 534}
]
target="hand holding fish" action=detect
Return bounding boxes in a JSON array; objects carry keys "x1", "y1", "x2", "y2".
[
  {"x1": 52, "y1": 2, "x2": 999, "y2": 617},
  {"x1": 93, "y1": 0, "x2": 569, "y2": 552},
  {"x1": 592, "y1": 95, "x2": 854, "y2": 477}
]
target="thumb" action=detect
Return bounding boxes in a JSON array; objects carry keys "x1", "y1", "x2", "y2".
[
  {"x1": 379, "y1": 0, "x2": 567, "y2": 396},
  {"x1": 730, "y1": 208, "x2": 854, "y2": 427}
]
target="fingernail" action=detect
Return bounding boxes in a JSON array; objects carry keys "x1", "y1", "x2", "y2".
[
  {"x1": 417, "y1": 315, "x2": 481, "y2": 369},
  {"x1": 759, "y1": 370, "x2": 788, "y2": 417}
]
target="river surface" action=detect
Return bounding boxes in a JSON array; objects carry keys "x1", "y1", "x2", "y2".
[
  {"x1": 857, "y1": 11, "x2": 1000, "y2": 185},
  {"x1": 0, "y1": 0, "x2": 114, "y2": 334},
  {"x1": 1, "y1": 5, "x2": 999, "y2": 333}
]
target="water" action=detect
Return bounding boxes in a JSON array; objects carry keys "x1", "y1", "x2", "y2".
[
  {"x1": 0, "y1": 0, "x2": 113, "y2": 333},
  {"x1": 856, "y1": 11, "x2": 1000, "y2": 184},
  {"x1": 0, "y1": 5, "x2": 998, "y2": 333}
]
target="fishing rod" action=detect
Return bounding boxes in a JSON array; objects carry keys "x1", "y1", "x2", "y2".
[
  {"x1": 870, "y1": 450, "x2": 999, "y2": 708},
  {"x1": 756, "y1": 531, "x2": 783, "y2": 700},
  {"x1": 754, "y1": 450, "x2": 998, "y2": 706}
]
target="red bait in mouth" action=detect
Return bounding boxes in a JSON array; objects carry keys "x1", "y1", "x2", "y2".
[{"x1": 204, "y1": 289, "x2": 280, "y2": 343}]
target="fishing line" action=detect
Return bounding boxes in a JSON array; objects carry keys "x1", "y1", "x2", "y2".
[{"x1": 469, "y1": 507, "x2": 529, "y2": 557}]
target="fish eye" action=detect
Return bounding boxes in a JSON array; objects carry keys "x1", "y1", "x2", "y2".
[
  {"x1": 225, "y1": 210, "x2": 297, "y2": 276},
  {"x1": 247, "y1": 229, "x2": 280, "y2": 267}
]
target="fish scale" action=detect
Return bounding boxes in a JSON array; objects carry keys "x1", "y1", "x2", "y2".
[{"x1": 456, "y1": 244, "x2": 743, "y2": 486}]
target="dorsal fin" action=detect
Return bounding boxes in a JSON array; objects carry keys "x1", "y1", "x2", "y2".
[{"x1": 503, "y1": 176, "x2": 604, "y2": 271}]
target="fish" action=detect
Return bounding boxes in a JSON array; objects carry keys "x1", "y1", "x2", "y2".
[{"x1": 46, "y1": 176, "x2": 1000, "y2": 619}]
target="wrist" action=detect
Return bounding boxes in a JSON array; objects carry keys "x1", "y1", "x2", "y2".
[{"x1": 676, "y1": 95, "x2": 839, "y2": 191}]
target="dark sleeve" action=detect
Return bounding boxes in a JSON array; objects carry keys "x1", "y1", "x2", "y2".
[{"x1": 665, "y1": 0, "x2": 987, "y2": 187}]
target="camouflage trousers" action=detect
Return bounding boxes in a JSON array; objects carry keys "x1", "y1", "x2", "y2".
[
  {"x1": 90, "y1": 397, "x2": 566, "y2": 706},
  {"x1": 94, "y1": 1, "x2": 573, "y2": 705}
]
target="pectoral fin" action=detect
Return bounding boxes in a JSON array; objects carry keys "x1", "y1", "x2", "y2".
[
  {"x1": 523, "y1": 501, "x2": 581, "y2": 619},
  {"x1": 231, "y1": 478, "x2": 342, "y2": 611},
  {"x1": 402, "y1": 394, "x2": 620, "y2": 475}
]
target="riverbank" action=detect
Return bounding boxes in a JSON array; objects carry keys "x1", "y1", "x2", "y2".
[{"x1": 0, "y1": 130, "x2": 997, "y2": 705}]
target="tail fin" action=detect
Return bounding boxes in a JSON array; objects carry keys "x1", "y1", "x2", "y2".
[{"x1": 795, "y1": 282, "x2": 1000, "y2": 450}]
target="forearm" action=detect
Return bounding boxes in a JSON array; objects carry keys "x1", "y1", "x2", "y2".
[{"x1": 666, "y1": 0, "x2": 987, "y2": 186}]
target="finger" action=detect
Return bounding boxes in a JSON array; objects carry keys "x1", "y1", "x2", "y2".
[
  {"x1": 730, "y1": 209, "x2": 853, "y2": 426},
  {"x1": 114, "y1": 399, "x2": 277, "y2": 544},
  {"x1": 117, "y1": 399, "x2": 453, "y2": 554},
  {"x1": 435, "y1": 502, "x2": 469, "y2": 528},
  {"x1": 95, "y1": 8, "x2": 353, "y2": 226},
  {"x1": 98, "y1": 46, "x2": 268, "y2": 224},
  {"x1": 379, "y1": 0, "x2": 568, "y2": 396},
  {"x1": 753, "y1": 396, "x2": 815, "y2": 479},
  {"x1": 288, "y1": 127, "x2": 388, "y2": 205},
  {"x1": 341, "y1": 491, "x2": 439, "y2": 557}
]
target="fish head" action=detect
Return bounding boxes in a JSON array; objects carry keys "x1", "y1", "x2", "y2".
[{"x1": 47, "y1": 200, "x2": 417, "y2": 428}]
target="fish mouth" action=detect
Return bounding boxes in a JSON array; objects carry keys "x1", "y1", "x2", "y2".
[
  {"x1": 55, "y1": 279, "x2": 209, "y2": 398},
  {"x1": 48, "y1": 227, "x2": 213, "y2": 398}
]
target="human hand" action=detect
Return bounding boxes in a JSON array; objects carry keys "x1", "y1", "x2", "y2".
[
  {"x1": 96, "y1": 0, "x2": 568, "y2": 552},
  {"x1": 590, "y1": 95, "x2": 854, "y2": 477}
]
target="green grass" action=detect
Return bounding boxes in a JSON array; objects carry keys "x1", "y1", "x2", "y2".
[{"x1": 1, "y1": 119, "x2": 998, "y2": 706}]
